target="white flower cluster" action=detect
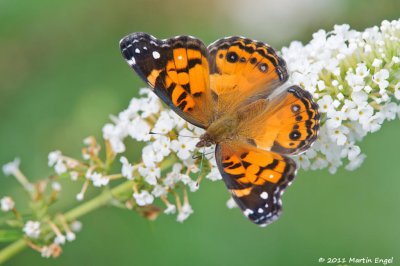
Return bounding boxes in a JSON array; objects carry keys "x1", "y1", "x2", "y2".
[
  {"x1": 104, "y1": 89, "x2": 219, "y2": 222},
  {"x1": 281, "y1": 19, "x2": 400, "y2": 173},
  {"x1": 101, "y1": 19, "x2": 400, "y2": 221},
  {"x1": 48, "y1": 150, "x2": 80, "y2": 175}
]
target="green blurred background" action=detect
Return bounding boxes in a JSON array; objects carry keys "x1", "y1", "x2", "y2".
[{"x1": 1, "y1": 0, "x2": 400, "y2": 265}]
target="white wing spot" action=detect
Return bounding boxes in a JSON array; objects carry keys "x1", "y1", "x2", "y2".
[
  {"x1": 258, "y1": 208, "x2": 264, "y2": 214},
  {"x1": 127, "y1": 57, "x2": 136, "y2": 65},
  {"x1": 260, "y1": 192, "x2": 268, "y2": 199},
  {"x1": 264, "y1": 203, "x2": 269, "y2": 208},
  {"x1": 152, "y1": 51, "x2": 161, "y2": 59},
  {"x1": 143, "y1": 46, "x2": 148, "y2": 50},
  {"x1": 135, "y1": 48, "x2": 140, "y2": 54},
  {"x1": 244, "y1": 209, "x2": 254, "y2": 217}
]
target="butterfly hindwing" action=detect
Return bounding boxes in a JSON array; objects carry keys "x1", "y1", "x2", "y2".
[
  {"x1": 216, "y1": 142, "x2": 296, "y2": 226},
  {"x1": 120, "y1": 33, "x2": 214, "y2": 128},
  {"x1": 208, "y1": 36, "x2": 289, "y2": 113},
  {"x1": 235, "y1": 85, "x2": 320, "y2": 155}
]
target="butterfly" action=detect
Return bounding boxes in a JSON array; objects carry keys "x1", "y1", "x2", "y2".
[{"x1": 119, "y1": 33, "x2": 320, "y2": 226}]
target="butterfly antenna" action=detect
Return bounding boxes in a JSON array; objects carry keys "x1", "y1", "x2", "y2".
[
  {"x1": 149, "y1": 131, "x2": 166, "y2": 136},
  {"x1": 176, "y1": 134, "x2": 198, "y2": 139},
  {"x1": 150, "y1": 131, "x2": 198, "y2": 139}
]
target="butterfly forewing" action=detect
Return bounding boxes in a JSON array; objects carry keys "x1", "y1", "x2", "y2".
[
  {"x1": 120, "y1": 33, "x2": 214, "y2": 128},
  {"x1": 208, "y1": 36, "x2": 289, "y2": 113}
]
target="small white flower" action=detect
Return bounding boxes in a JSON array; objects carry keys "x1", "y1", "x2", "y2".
[
  {"x1": 152, "y1": 136, "x2": 171, "y2": 157},
  {"x1": 187, "y1": 181, "x2": 199, "y2": 192},
  {"x1": 142, "y1": 145, "x2": 159, "y2": 167},
  {"x1": 345, "y1": 154, "x2": 366, "y2": 170},
  {"x1": 152, "y1": 111, "x2": 175, "y2": 134},
  {"x1": 381, "y1": 102, "x2": 398, "y2": 121},
  {"x1": 317, "y1": 95, "x2": 334, "y2": 113},
  {"x1": 41, "y1": 246, "x2": 52, "y2": 258},
  {"x1": 326, "y1": 110, "x2": 345, "y2": 129},
  {"x1": 351, "y1": 91, "x2": 368, "y2": 107},
  {"x1": 151, "y1": 185, "x2": 167, "y2": 197},
  {"x1": 48, "y1": 151, "x2": 62, "y2": 167},
  {"x1": 133, "y1": 190, "x2": 154, "y2": 206},
  {"x1": 120, "y1": 156, "x2": 135, "y2": 180},
  {"x1": 363, "y1": 85, "x2": 372, "y2": 93},
  {"x1": 177, "y1": 202, "x2": 193, "y2": 222},
  {"x1": 329, "y1": 126, "x2": 349, "y2": 146},
  {"x1": 206, "y1": 166, "x2": 222, "y2": 181},
  {"x1": 372, "y1": 58, "x2": 382, "y2": 67},
  {"x1": 138, "y1": 165, "x2": 160, "y2": 185},
  {"x1": 394, "y1": 82, "x2": 400, "y2": 100},
  {"x1": 128, "y1": 117, "x2": 151, "y2": 141},
  {"x1": 226, "y1": 198, "x2": 237, "y2": 209},
  {"x1": 89, "y1": 172, "x2": 109, "y2": 187},
  {"x1": 66, "y1": 232, "x2": 76, "y2": 242},
  {"x1": 372, "y1": 69, "x2": 389, "y2": 90},
  {"x1": 355, "y1": 63, "x2": 369, "y2": 77},
  {"x1": 76, "y1": 193, "x2": 84, "y2": 201},
  {"x1": 343, "y1": 144, "x2": 361, "y2": 160},
  {"x1": 1, "y1": 196, "x2": 15, "y2": 212},
  {"x1": 51, "y1": 182, "x2": 62, "y2": 191},
  {"x1": 23, "y1": 220, "x2": 41, "y2": 239},
  {"x1": 164, "y1": 204, "x2": 176, "y2": 214},
  {"x1": 54, "y1": 160, "x2": 67, "y2": 175},
  {"x1": 296, "y1": 154, "x2": 311, "y2": 169},
  {"x1": 70, "y1": 221, "x2": 82, "y2": 232},
  {"x1": 70, "y1": 171, "x2": 79, "y2": 181},
  {"x1": 2, "y1": 158, "x2": 20, "y2": 176},
  {"x1": 349, "y1": 105, "x2": 374, "y2": 125},
  {"x1": 163, "y1": 163, "x2": 183, "y2": 187},
  {"x1": 171, "y1": 132, "x2": 198, "y2": 161},
  {"x1": 102, "y1": 123, "x2": 127, "y2": 154},
  {"x1": 54, "y1": 234, "x2": 66, "y2": 245}
]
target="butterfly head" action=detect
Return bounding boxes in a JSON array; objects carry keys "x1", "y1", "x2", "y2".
[{"x1": 196, "y1": 133, "x2": 215, "y2": 148}]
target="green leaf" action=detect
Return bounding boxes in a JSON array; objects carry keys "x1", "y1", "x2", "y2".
[{"x1": 0, "y1": 230, "x2": 23, "y2": 242}]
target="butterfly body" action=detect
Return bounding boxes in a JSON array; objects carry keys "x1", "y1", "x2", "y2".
[
  {"x1": 120, "y1": 33, "x2": 320, "y2": 226},
  {"x1": 197, "y1": 115, "x2": 239, "y2": 148}
]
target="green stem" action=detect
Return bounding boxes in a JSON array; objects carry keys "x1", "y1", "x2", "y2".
[
  {"x1": 0, "y1": 239, "x2": 26, "y2": 265},
  {"x1": 0, "y1": 155, "x2": 176, "y2": 265},
  {"x1": 0, "y1": 181, "x2": 134, "y2": 265},
  {"x1": 0, "y1": 180, "x2": 129, "y2": 265}
]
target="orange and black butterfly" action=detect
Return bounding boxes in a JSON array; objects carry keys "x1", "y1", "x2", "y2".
[{"x1": 119, "y1": 33, "x2": 320, "y2": 226}]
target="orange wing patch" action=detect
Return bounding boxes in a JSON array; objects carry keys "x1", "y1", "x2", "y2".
[
  {"x1": 236, "y1": 85, "x2": 320, "y2": 155},
  {"x1": 216, "y1": 142, "x2": 296, "y2": 226},
  {"x1": 120, "y1": 33, "x2": 214, "y2": 128},
  {"x1": 208, "y1": 37, "x2": 288, "y2": 113}
]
